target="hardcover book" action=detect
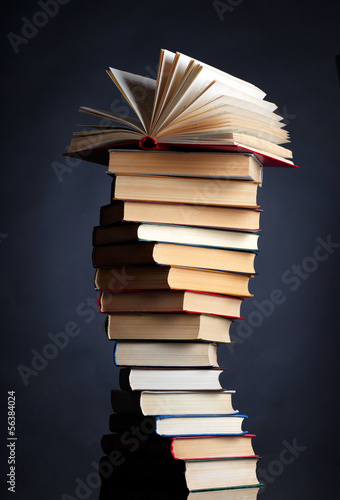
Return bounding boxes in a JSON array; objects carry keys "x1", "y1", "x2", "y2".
[
  {"x1": 101, "y1": 431, "x2": 258, "y2": 460},
  {"x1": 105, "y1": 312, "x2": 232, "y2": 343},
  {"x1": 119, "y1": 367, "x2": 225, "y2": 391},
  {"x1": 110, "y1": 389, "x2": 237, "y2": 416},
  {"x1": 107, "y1": 150, "x2": 263, "y2": 180},
  {"x1": 100, "y1": 290, "x2": 243, "y2": 318},
  {"x1": 100, "y1": 200, "x2": 262, "y2": 231},
  {"x1": 113, "y1": 341, "x2": 220, "y2": 368},
  {"x1": 95, "y1": 265, "x2": 254, "y2": 297}
]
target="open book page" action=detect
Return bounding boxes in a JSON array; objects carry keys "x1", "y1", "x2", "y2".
[
  {"x1": 73, "y1": 127, "x2": 126, "y2": 136},
  {"x1": 150, "y1": 52, "x2": 202, "y2": 133},
  {"x1": 161, "y1": 50, "x2": 266, "y2": 101},
  {"x1": 106, "y1": 68, "x2": 156, "y2": 132},
  {"x1": 231, "y1": 133, "x2": 293, "y2": 158},
  {"x1": 152, "y1": 70, "x2": 228, "y2": 136},
  {"x1": 163, "y1": 102, "x2": 285, "y2": 132},
  {"x1": 157, "y1": 114, "x2": 289, "y2": 144},
  {"x1": 191, "y1": 56, "x2": 267, "y2": 100},
  {"x1": 151, "y1": 71, "x2": 277, "y2": 136},
  {"x1": 79, "y1": 107, "x2": 145, "y2": 132},
  {"x1": 176, "y1": 93, "x2": 282, "y2": 125},
  {"x1": 157, "y1": 119, "x2": 288, "y2": 145},
  {"x1": 157, "y1": 116, "x2": 289, "y2": 144},
  {"x1": 150, "y1": 49, "x2": 176, "y2": 129},
  {"x1": 189, "y1": 80, "x2": 277, "y2": 112},
  {"x1": 68, "y1": 127, "x2": 143, "y2": 153},
  {"x1": 159, "y1": 130, "x2": 292, "y2": 159}
]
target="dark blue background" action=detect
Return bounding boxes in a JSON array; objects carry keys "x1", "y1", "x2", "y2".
[{"x1": 1, "y1": 0, "x2": 340, "y2": 498}]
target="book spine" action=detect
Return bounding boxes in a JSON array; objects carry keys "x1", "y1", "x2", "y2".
[
  {"x1": 118, "y1": 368, "x2": 132, "y2": 391},
  {"x1": 92, "y1": 242, "x2": 156, "y2": 268},
  {"x1": 109, "y1": 413, "x2": 156, "y2": 433},
  {"x1": 104, "y1": 315, "x2": 110, "y2": 339},
  {"x1": 101, "y1": 433, "x2": 173, "y2": 457},
  {"x1": 110, "y1": 390, "x2": 144, "y2": 416}
]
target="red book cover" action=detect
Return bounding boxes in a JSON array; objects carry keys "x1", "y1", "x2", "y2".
[{"x1": 64, "y1": 136, "x2": 299, "y2": 169}]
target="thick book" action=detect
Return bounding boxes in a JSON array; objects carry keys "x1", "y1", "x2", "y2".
[
  {"x1": 105, "y1": 313, "x2": 232, "y2": 343},
  {"x1": 92, "y1": 241, "x2": 256, "y2": 273},
  {"x1": 153, "y1": 414, "x2": 247, "y2": 437},
  {"x1": 113, "y1": 341, "x2": 220, "y2": 368},
  {"x1": 67, "y1": 48, "x2": 295, "y2": 168},
  {"x1": 172, "y1": 434, "x2": 257, "y2": 460},
  {"x1": 102, "y1": 200, "x2": 262, "y2": 231},
  {"x1": 107, "y1": 150, "x2": 263, "y2": 181},
  {"x1": 110, "y1": 389, "x2": 236, "y2": 416},
  {"x1": 185, "y1": 457, "x2": 260, "y2": 491},
  {"x1": 113, "y1": 175, "x2": 260, "y2": 208},
  {"x1": 119, "y1": 367, "x2": 224, "y2": 391},
  {"x1": 93, "y1": 221, "x2": 260, "y2": 250},
  {"x1": 137, "y1": 224, "x2": 260, "y2": 251},
  {"x1": 95, "y1": 265, "x2": 253, "y2": 297},
  {"x1": 101, "y1": 431, "x2": 257, "y2": 460},
  {"x1": 107, "y1": 412, "x2": 249, "y2": 438},
  {"x1": 100, "y1": 290, "x2": 243, "y2": 318}
]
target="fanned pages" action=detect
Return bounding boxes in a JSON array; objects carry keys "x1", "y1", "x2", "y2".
[
  {"x1": 67, "y1": 48, "x2": 296, "y2": 167},
  {"x1": 106, "y1": 69, "x2": 156, "y2": 131}
]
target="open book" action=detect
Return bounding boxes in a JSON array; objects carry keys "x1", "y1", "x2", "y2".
[{"x1": 68, "y1": 49, "x2": 295, "y2": 167}]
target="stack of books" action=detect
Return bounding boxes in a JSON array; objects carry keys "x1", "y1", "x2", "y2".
[
  {"x1": 67, "y1": 49, "x2": 296, "y2": 499},
  {"x1": 93, "y1": 152, "x2": 262, "y2": 498}
]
